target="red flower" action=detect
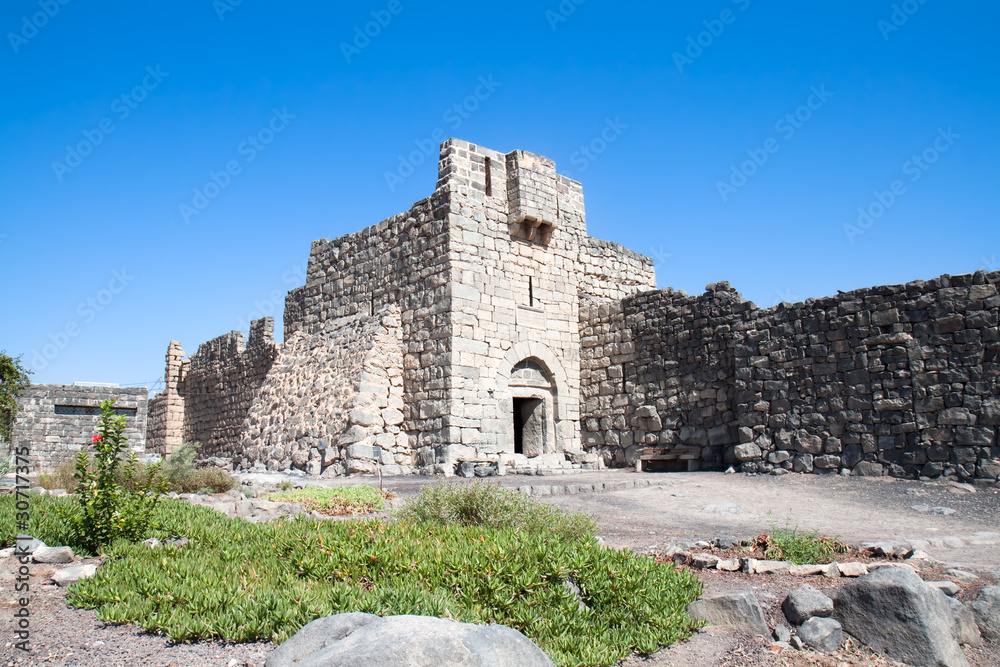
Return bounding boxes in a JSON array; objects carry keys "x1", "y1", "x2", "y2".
[{"x1": 92, "y1": 435, "x2": 102, "y2": 443}]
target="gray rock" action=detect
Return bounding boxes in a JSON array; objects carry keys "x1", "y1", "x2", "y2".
[
  {"x1": 945, "y1": 597, "x2": 983, "y2": 647},
  {"x1": 834, "y1": 566, "x2": 968, "y2": 667},
  {"x1": 457, "y1": 462, "x2": 477, "y2": 478},
  {"x1": 686, "y1": 591, "x2": 769, "y2": 636},
  {"x1": 32, "y1": 546, "x2": 74, "y2": 564},
  {"x1": 773, "y1": 624, "x2": 792, "y2": 643},
  {"x1": 264, "y1": 613, "x2": 554, "y2": 667},
  {"x1": 690, "y1": 553, "x2": 720, "y2": 569},
  {"x1": 52, "y1": 563, "x2": 99, "y2": 587},
  {"x1": 714, "y1": 535, "x2": 741, "y2": 549},
  {"x1": 15, "y1": 535, "x2": 45, "y2": 555},
  {"x1": 797, "y1": 617, "x2": 842, "y2": 654},
  {"x1": 928, "y1": 581, "x2": 961, "y2": 597},
  {"x1": 969, "y1": 585, "x2": 1000, "y2": 641},
  {"x1": 142, "y1": 538, "x2": 162, "y2": 549},
  {"x1": 783, "y1": 584, "x2": 834, "y2": 625},
  {"x1": 789, "y1": 635, "x2": 804, "y2": 650}
]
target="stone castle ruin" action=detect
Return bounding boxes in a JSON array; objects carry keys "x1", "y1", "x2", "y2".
[{"x1": 144, "y1": 138, "x2": 1000, "y2": 483}]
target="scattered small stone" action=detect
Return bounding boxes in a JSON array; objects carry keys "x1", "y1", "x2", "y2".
[
  {"x1": 52, "y1": 563, "x2": 99, "y2": 587},
  {"x1": 0, "y1": 547, "x2": 14, "y2": 558},
  {"x1": 686, "y1": 591, "x2": 769, "y2": 636},
  {"x1": 690, "y1": 553, "x2": 720, "y2": 570},
  {"x1": 946, "y1": 569, "x2": 978, "y2": 583},
  {"x1": 910, "y1": 504, "x2": 957, "y2": 515},
  {"x1": 693, "y1": 540, "x2": 712, "y2": 549},
  {"x1": 821, "y1": 562, "x2": 841, "y2": 579},
  {"x1": 671, "y1": 491, "x2": 691, "y2": 498},
  {"x1": 837, "y1": 562, "x2": 869, "y2": 577},
  {"x1": 32, "y1": 546, "x2": 74, "y2": 564},
  {"x1": 773, "y1": 624, "x2": 792, "y2": 643},
  {"x1": 92, "y1": 641, "x2": 105, "y2": 647},
  {"x1": 142, "y1": 538, "x2": 162, "y2": 549},
  {"x1": 797, "y1": 617, "x2": 842, "y2": 654},
  {"x1": 928, "y1": 581, "x2": 962, "y2": 597},
  {"x1": 754, "y1": 560, "x2": 793, "y2": 575},
  {"x1": 16, "y1": 535, "x2": 45, "y2": 554},
  {"x1": 716, "y1": 558, "x2": 741, "y2": 572},
  {"x1": 166, "y1": 537, "x2": 190, "y2": 548},
  {"x1": 782, "y1": 584, "x2": 834, "y2": 625},
  {"x1": 789, "y1": 635, "x2": 804, "y2": 650},
  {"x1": 713, "y1": 535, "x2": 741, "y2": 549},
  {"x1": 788, "y1": 564, "x2": 826, "y2": 577}
]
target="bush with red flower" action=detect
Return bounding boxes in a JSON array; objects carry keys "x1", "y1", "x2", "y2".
[{"x1": 62, "y1": 399, "x2": 167, "y2": 553}]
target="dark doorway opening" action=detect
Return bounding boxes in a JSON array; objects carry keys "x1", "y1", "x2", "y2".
[{"x1": 513, "y1": 397, "x2": 544, "y2": 457}]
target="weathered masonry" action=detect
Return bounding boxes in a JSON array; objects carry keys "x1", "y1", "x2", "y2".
[
  {"x1": 147, "y1": 139, "x2": 655, "y2": 476},
  {"x1": 12, "y1": 384, "x2": 147, "y2": 473},
  {"x1": 144, "y1": 138, "x2": 1000, "y2": 483}
]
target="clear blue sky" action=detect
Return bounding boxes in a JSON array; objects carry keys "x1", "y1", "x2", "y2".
[{"x1": 2, "y1": 1, "x2": 998, "y2": 393}]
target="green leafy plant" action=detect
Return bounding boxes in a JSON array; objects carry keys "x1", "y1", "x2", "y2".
[
  {"x1": 62, "y1": 399, "x2": 168, "y2": 553},
  {"x1": 40, "y1": 495, "x2": 702, "y2": 666},
  {"x1": 278, "y1": 479, "x2": 293, "y2": 492},
  {"x1": 759, "y1": 513, "x2": 848, "y2": 565},
  {"x1": 160, "y1": 442, "x2": 237, "y2": 494},
  {"x1": 397, "y1": 481, "x2": 598, "y2": 544},
  {"x1": 266, "y1": 485, "x2": 390, "y2": 515},
  {"x1": 0, "y1": 351, "x2": 31, "y2": 445}
]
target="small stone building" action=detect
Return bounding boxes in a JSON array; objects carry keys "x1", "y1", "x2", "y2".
[
  {"x1": 146, "y1": 139, "x2": 1000, "y2": 482},
  {"x1": 12, "y1": 384, "x2": 148, "y2": 473}
]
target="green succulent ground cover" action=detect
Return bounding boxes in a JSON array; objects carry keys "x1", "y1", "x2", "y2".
[
  {"x1": 1, "y1": 486, "x2": 703, "y2": 666},
  {"x1": 265, "y1": 485, "x2": 388, "y2": 515}
]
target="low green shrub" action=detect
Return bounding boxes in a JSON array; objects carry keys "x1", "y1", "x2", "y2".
[
  {"x1": 54, "y1": 499, "x2": 701, "y2": 666},
  {"x1": 39, "y1": 442, "x2": 238, "y2": 495},
  {"x1": 397, "y1": 482, "x2": 597, "y2": 544},
  {"x1": 758, "y1": 514, "x2": 848, "y2": 565},
  {"x1": 161, "y1": 442, "x2": 238, "y2": 494},
  {"x1": 266, "y1": 485, "x2": 388, "y2": 515}
]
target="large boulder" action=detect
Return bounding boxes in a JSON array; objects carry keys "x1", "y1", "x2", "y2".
[
  {"x1": 782, "y1": 584, "x2": 834, "y2": 625},
  {"x1": 834, "y1": 567, "x2": 968, "y2": 667},
  {"x1": 969, "y1": 585, "x2": 1000, "y2": 641},
  {"x1": 264, "y1": 613, "x2": 554, "y2": 667},
  {"x1": 686, "y1": 591, "x2": 769, "y2": 636}
]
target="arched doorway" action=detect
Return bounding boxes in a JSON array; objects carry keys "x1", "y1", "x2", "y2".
[{"x1": 508, "y1": 358, "x2": 555, "y2": 458}]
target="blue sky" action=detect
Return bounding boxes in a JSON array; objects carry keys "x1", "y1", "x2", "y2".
[{"x1": 1, "y1": 1, "x2": 998, "y2": 393}]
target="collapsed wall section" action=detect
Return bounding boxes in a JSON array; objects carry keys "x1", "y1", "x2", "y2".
[
  {"x1": 239, "y1": 306, "x2": 407, "y2": 475},
  {"x1": 582, "y1": 271, "x2": 1000, "y2": 482}
]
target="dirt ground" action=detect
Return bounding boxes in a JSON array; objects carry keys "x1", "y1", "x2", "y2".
[{"x1": 2, "y1": 470, "x2": 998, "y2": 666}]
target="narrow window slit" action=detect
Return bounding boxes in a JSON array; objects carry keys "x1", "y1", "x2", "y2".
[
  {"x1": 484, "y1": 157, "x2": 492, "y2": 196},
  {"x1": 528, "y1": 277, "x2": 534, "y2": 307}
]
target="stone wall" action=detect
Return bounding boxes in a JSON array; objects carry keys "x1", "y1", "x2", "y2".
[
  {"x1": 239, "y1": 306, "x2": 408, "y2": 476},
  {"x1": 582, "y1": 271, "x2": 1000, "y2": 482},
  {"x1": 146, "y1": 341, "x2": 185, "y2": 455},
  {"x1": 176, "y1": 318, "x2": 279, "y2": 458},
  {"x1": 12, "y1": 384, "x2": 147, "y2": 473}
]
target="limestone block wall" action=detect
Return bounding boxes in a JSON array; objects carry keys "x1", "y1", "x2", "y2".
[
  {"x1": 439, "y1": 139, "x2": 656, "y2": 468},
  {"x1": 12, "y1": 385, "x2": 147, "y2": 473},
  {"x1": 239, "y1": 306, "x2": 408, "y2": 476},
  {"x1": 581, "y1": 270, "x2": 1000, "y2": 482},
  {"x1": 177, "y1": 318, "x2": 279, "y2": 458}
]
